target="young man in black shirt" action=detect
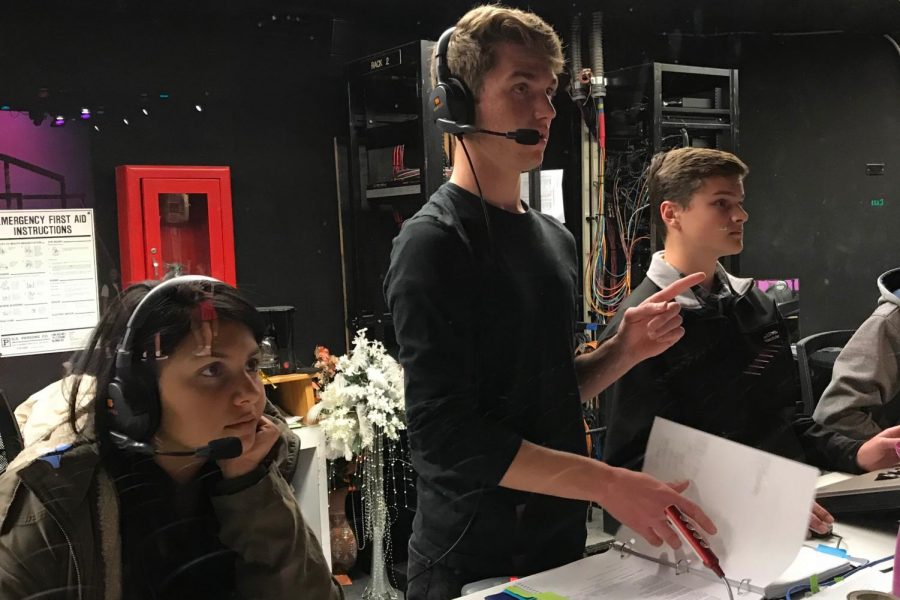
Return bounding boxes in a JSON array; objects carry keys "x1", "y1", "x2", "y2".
[{"x1": 385, "y1": 7, "x2": 716, "y2": 599}]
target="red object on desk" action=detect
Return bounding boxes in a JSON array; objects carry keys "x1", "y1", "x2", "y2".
[
  {"x1": 665, "y1": 505, "x2": 725, "y2": 578},
  {"x1": 116, "y1": 165, "x2": 236, "y2": 286}
]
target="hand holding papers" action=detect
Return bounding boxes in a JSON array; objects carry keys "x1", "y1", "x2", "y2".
[
  {"x1": 621, "y1": 418, "x2": 849, "y2": 596},
  {"x1": 598, "y1": 468, "x2": 718, "y2": 550},
  {"x1": 462, "y1": 420, "x2": 854, "y2": 600}
]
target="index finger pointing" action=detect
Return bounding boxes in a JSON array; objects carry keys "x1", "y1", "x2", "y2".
[{"x1": 643, "y1": 272, "x2": 705, "y2": 305}]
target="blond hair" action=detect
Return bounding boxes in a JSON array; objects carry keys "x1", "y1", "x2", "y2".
[{"x1": 435, "y1": 4, "x2": 564, "y2": 100}]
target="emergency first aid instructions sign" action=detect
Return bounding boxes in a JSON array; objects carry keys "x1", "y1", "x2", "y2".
[{"x1": 0, "y1": 209, "x2": 99, "y2": 356}]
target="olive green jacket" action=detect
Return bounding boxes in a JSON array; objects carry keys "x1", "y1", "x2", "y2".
[{"x1": 0, "y1": 405, "x2": 342, "y2": 600}]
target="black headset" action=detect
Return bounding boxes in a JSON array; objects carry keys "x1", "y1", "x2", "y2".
[
  {"x1": 107, "y1": 275, "x2": 221, "y2": 442},
  {"x1": 429, "y1": 27, "x2": 477, "y2": 136}
]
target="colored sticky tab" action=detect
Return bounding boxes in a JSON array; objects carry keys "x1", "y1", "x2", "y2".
[
  {"x1": 505, "y1": 585, "x2": 568, "y2": 600},
  {"x1": 809, "y1": 573, "x2": 820, "y2": 594},
  {"x1": 815, "y1": 544, "x2": 849, "y2": 558}
]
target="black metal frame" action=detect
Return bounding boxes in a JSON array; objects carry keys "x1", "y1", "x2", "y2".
[
  {"x1": 0, "y1": 153, "x2": 86, "y2": 209},
  {"x1": 604, "y1": 62, "x2": 740, "y2": 276},
  {"x1": 339, "y1": 40, "x2": 444, "y2": 351}
]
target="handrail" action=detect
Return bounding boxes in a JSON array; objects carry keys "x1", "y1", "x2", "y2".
[{"x1": 0, "y1": 153, "x2": 69, "y2": 208}]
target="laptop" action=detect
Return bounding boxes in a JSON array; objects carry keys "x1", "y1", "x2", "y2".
[{"x1": 816, "y1": 466, "x2": 900, "y2": 514}]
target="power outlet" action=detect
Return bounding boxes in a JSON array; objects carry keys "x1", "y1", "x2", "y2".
[{"x1": 866, "y1": 163, "x2": 885, "y2": 176}]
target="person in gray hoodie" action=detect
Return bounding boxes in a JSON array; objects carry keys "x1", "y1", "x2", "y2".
[{"x1": 813, "y1": 268, "x2": 900, "y2": 440}]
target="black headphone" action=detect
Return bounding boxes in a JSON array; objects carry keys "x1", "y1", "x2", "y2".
[
  {"x1": 429, "y1": 27, "x2": 477, "y2": 136},
  {"x1": 107, "y1": 275, "x2": 221, "y2": 442},
  {"x1": 429, "y1": 27, "x2": 544, "y2": 146}
]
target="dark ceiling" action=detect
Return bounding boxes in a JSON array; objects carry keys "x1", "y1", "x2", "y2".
[
  {"x1": 6, "y1": 0, "x2": 900, "y2": 34},
  {"x1": 2, "y1": 0, "x2": 897, "y2": 119}
]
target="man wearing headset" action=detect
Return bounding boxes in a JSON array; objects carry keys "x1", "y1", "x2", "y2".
[{"x1": 384, "y1": 6, "x2": 716, "y2": 599}]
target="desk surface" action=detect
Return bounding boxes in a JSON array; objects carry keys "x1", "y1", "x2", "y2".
[{"x1": 266, "y1": 372, "x2": 314, "y2": 384}]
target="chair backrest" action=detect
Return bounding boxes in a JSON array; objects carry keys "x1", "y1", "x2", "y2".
[
  {"x1": 795, "y1": 329, "x2": 856, "y2": 415},
  {"x1": 0, "y1": 389, "x2": 24, "y2": 473}
]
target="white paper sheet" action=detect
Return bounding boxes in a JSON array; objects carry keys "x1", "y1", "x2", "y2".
[
  {"x1": 460, "y1": 551, "x2": 762, "y2": 600},
  {"x1": 620, "y1": 418, "x2": 820, "y2": 591},
  {"x1": 519, "y1": 169, "x2": 565, "y2": 223}
]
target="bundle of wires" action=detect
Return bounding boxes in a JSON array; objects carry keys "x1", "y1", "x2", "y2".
[
  {"x1": 580, "y1": 94, "x2": 652, "y2": 319},
  {"x1": 392, "y1": 144, "x2": 420, "y2": 182}
]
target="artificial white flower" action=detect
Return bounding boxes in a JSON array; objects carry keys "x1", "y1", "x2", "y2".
[{"x1": 309, "y1": 329, "x2": 406, "y2": 459}]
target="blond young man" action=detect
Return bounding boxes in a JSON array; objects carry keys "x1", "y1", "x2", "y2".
[{"x1": 385, "y1": 7, "x2": 716, "y2": 599}]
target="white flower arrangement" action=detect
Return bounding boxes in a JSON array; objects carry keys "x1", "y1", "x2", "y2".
[{"x1": 307, "y1": 329, "x2": 406, "y2": 461}]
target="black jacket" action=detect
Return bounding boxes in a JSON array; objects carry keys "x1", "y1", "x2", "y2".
[{"x1": 601, "y1": 276, "x2": 864, "y2": 474}]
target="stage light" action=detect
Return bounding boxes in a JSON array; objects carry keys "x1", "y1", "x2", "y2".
[
  {"x1": 142, "y1": 108, "x2": 149, "y2": 116},
  {"x1": 93, "y1": 124, "x2": 100, "y2": 132},
  {"x1": 123, "y1": 117, "x2": 130, "y2": 125},
  {"x1": 195, "y1": 104, "x2": 203, "y2": 112},
  {"x1": 80, "y1": 107, "x2": 91, "y2": 120},
  {"x1": 0, "y1": 105, "x2": 10, "y2": 111},
  {"x1": 51, "y1": 115, "x2": 65, "y2": 127},
  {"x1": 159, "y1": 93, "x2": 170, "y2": 99}
]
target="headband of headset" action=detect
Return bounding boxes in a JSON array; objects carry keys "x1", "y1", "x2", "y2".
[
  {"x1": 114, "y1": 275, "x2": 221, "y2": 375},
  {"x1": 434, "y1": 27, "x2": 455, "y2": 85}
]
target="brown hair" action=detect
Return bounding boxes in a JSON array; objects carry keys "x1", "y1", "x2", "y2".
[
  {"x1": 434, "y1": 4, "x2": 565, "y2": 100},
  {"x1": 647, "y1": 148, "x2": 749, "y2": 240}
]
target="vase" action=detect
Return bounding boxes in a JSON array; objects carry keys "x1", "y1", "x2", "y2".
[
  {"x1": 328, "y1": 487, "x2": 358, "y2": 575},
  {"x1": 362, "y1": 431, "x2": 398, "y2": 600}
]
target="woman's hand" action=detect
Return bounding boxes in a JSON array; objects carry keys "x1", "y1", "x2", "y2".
[{"x1": 217, "y1": 415, "x2": 280, "y2": 479}]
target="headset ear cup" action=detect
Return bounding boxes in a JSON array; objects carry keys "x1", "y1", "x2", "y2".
[
  {"x1": 107, "y1": 364, "x2": 160, "y2": 442},
  {"x1": 430, "y1": 83, "x2": 454, "y2": 129},
  {"x1": 429, "y1": 77, "x2": 474, "y2": 132},
  {"x1": 445, "y1": 76, "x2": 474, "y2": 126}
]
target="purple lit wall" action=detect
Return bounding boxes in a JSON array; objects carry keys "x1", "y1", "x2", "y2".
[
  {"x1": 0, "y1": 111, "x2": 99, "y2": 407},
  {"x1": 0, "y1": 111, "x2": 95, "y2": 210}
]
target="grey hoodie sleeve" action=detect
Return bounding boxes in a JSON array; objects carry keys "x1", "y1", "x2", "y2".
[{"x1": 813, "y1": 303, "x2": 900, "y2": 438}]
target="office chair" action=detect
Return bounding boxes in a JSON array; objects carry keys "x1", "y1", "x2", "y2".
[
  {"x1": 795, "y1": 330, "x2": 856, "y2": 415},
  {"x1": 0, "y1": 389, "x2": 24, "y2": 473}
]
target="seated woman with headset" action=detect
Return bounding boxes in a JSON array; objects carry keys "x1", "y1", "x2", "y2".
[{"x1": 0, "y1": 276, "x2": 342, "y2": 600}]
